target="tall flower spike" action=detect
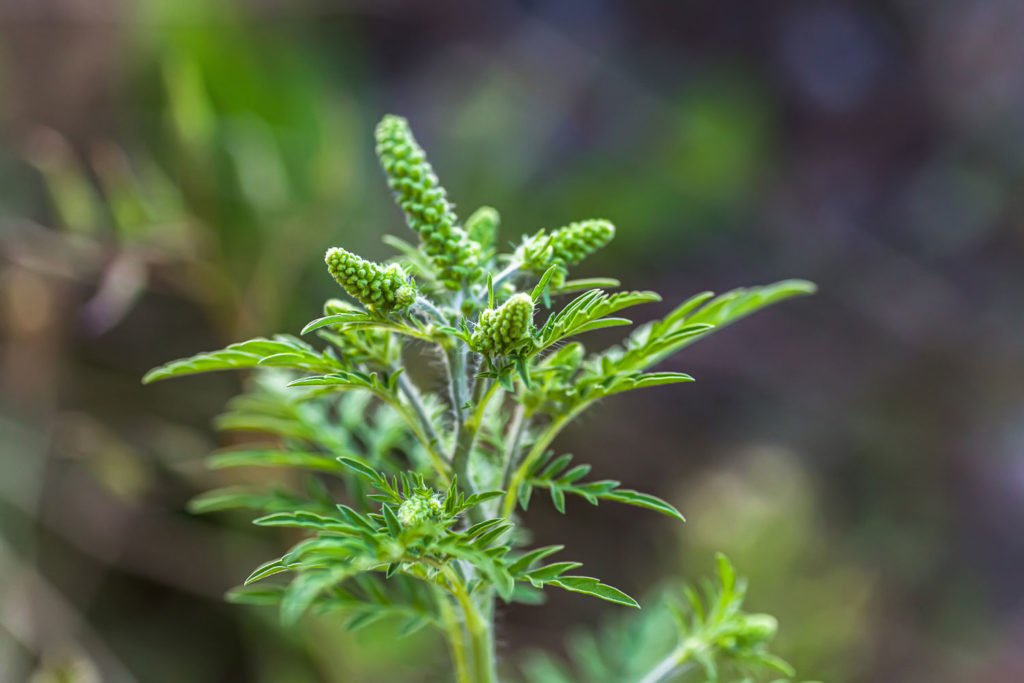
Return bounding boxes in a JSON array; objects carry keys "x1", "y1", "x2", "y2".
[
  {"x1": 470, "y1": 293, "x2": 534, "y2": 356},
  {"x1": 523, "y1": 219, "x2": 616, "y2": 284},
  {"x1": 375, "y1": 115, "x2": 482, "y2": 289},
  {"x1": 325, "y1": 247, "x2": 415, "y2": 313}
]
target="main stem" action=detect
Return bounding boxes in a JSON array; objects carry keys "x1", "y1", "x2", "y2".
[
  {"x1": 444, "y1": 342, "x2": 499, "y2": 681},
  {"x1": 446, "y1": 569, "x2": 497, "y2": 683},
  {"x1": 436, "y1": 586, "x2": 471, "y2": 683}
]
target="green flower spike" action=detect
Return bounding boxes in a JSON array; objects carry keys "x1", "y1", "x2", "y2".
[
  {"x1": 523, "y1": 219, "x2": 616, "y2": 283},
  {"x1": 375, "y1": 114, "x2": 482, "y2": 289},
  {"x1": 325, "y1": 247, "x2": 415, "y2": 313},
  {"x1": 470, "y1": 293, "x2": 534, "y2": 356},
  {"x1": 397, "y1": 491, "x2": 445, "y2": 527},
  {"x1": 465, "y1": 205, "x2": 500, "y2": 250}
]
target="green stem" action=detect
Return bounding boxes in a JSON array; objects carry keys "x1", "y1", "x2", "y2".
[
  {"x1": 370, "y1": 384, "x2": 450, "y2": 483},
  {"x1": 492, "y1": 261, "x2": 521, "y2": 288},
  {"x1": 415, "y1": 296, "x2": 449, "y2": 325},
  {"x1": 498, "y1": 403, "x2": 528, "y2": 498},
  {"x1": 435, "y1": 586, "x2": 472, "y2": 683},
  {"x1": 469, "y1": 379, "x2": 500, "y2": 431},
  {"x1": 389, "y1": 399, "x2": 450, "y2": 483},
  {"x1": 453, "y1": 378, "x2": 498, "y2": 474},
  {"x1": 638, "y1": 640, "x2": 699, "y2": 683},
  {"x1": 395, "y1": 368, "x2": 441, "y2": 447},
  {"x1": 500, "y1": 410, "x2": 576, "y2": 518},
  {"x1": 446, "y1": 569, "x2": 496, "y2": 683},
  {"x1": 444, "y1": 344, "x2": 470, "y2": 430},
  {"x1": 453, "y1": 372, "x2": 498, "y2": 525}
]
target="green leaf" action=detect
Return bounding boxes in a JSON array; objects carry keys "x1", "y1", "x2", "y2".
[
  {"x1": 337, "y1": 457, "x2": 388, "y2": 490},
  {"x1": 244, "y1": 559, "x2": 289, "y2": 585},
  {"x1": 226, "y1": 585, "x2": 285, "y2": 606},
  {"x1": 550, "y1": 487, "x2": 566, "y2": 513},
  {"x1": 600, "y1": 489, "x2": 686, "y2": 522},
  {"x1": 509, "y1": 545, "x2": 565, "y2": 575},
  {"x1": 550, "y1": 277, "x2": 621, "y2": 295},
  {"x1": 460, "y1": 490, "x2": 504, "y2": 510},
  {"x1": 252, "y1": 511, "x2": 355, "y2": 532},
  {"x1": 382, "y1": 504, "x2": 401, "y2": 536},
  {"x1": 463, "y1": 518, "x2": 504, "y2": 539},
  {"x1": 596, "y1": 280, "x2": 815, "y2": 376},
  {"x1": 523, "y1": 452, "x2": 684, "y2": 522},
  {"x1": 568, "y1": 317, "x2": 633, "y2": 335},
  {"x1": 547, "y1": 576, "x2": 639, "y2": 608},
  {"x1": 397, "y1": 614, "x2": 432, "y2": 637},
  {"x1": 473, "y1": 522, "x2": 513, "y2": 548},
  {"x1": 716, "y1": 553, "x2": 735, "y2": 593},
  {"x1": 525, "y1": 562, "x2": 581, "y2": 582},
  {"x1": 281, "y1": 571, "x2": 337, "y2": 625},
  {"x1": 143, "y1": 336, "x2": 339, "y2": 383},
  {"x1": 346, "y1": 609, "x2": 388, "y2": 632},
  {"x1": 531, "y1": 264, "x2": 560, "y2": 302},
  {"x1": 301, "y1": 312, "x2": 372, "y2": 335},
  {"x1": 186, "y1": 487, "x2": 312, "y2": 515},
  {"x1": 207, "y1": 448, "x2": 345, "y2": 473}
]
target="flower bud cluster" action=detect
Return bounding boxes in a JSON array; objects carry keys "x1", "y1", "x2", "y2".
[
  {"x1": 325, "y1": 247, "x2": 415, "y2": 313},
  {"x1": 397, "y1": 491, "x2": 445, "y2": 527},
  {"x1": 375, "y1": 115, "x2": 482, "y2": 288},
  {"x1": 465, "y1": 206, "x2": 500, "y2": 250},
  {"x1": 523, "y1": 219, "x2": 616, "y2": 283},
  {"x1": 470, "y1": 293, "x2": 534, "y2": 356}
]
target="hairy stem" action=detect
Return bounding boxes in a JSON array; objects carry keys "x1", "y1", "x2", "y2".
[
  {"x1": 435, "y1": 587, "x2": 471, "y2": 683},
  {"x1": 453, "y1": 372, "x2": 496, "y2": 524},
  {"x1": 415, "y1": 296, "x2": 449, "y2": 325},
  {"x1": 453, "y1": 377, "x2": 498, "y2": 476},
  {"x1": 492, "y1": 260, "x2": 521, "y2": 289},
  {"x1": 500, "y1": 409, "x2": 580, "y2": 518},
  {"x1": 638, "y1": 641, "x2": 698, "y2": 683},
  {"x1": 498, "y1": 402, "x2": 528, "y2": 498},
  {"x1": 446, "y1": 569, "x2": 496, "y2": 683},
  {"x1": 371, "y1": 385, "x2": 450, "y2": 482},
  {"x1": 395, "y1": 368, "x2": 441, "y2": 448},
  {"x1": 444, "y1": 344, "x2": 470, "y2": 431}
]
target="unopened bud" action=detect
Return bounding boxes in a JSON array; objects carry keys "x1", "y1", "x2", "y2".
[
  {"x1": 397, "y1": 492, "x2": 445, "y2": 527},
  {"x1": 325, "y1": 247, "x2": 415, "y2": 313},
  {"x1": 470, "y1": 293, "x2": 534, "y2": 356}
]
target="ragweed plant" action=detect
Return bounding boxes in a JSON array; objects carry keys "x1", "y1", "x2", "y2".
[
  {"x1": 522, "y1": 555, "x2": 806, "y2": 683},
  {"x1": 144, "y1": 114, "x2": 815, "y2": 682}
]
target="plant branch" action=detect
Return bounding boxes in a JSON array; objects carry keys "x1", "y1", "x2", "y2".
[
  {"x1": 394, "y1": 367, "x2": 442, "y2": 449},
  {"x1": 498, "y1": 402, "x2": 528, "y2": 498},
  {"x1": 638, "y1": 642, "x2": 698, "y2": 683},
  {"x1": 492, "y1": 260, "x2": 521, "y2": 289},
  {"x1": 445, "y1": 568, "x2": 496, "y2": 683},
  {"x1": 452, "y1": 370, "x2": 496, "y2": 511},
  {"x1": 415, "y1": 296, "x2": 450, "y2": 325},
  {"x1": 499, "y1": 410, "x2": 576, "y2": 518},
  {"x1": 381, "y1": 388, "x2": 450, "y2": 483},
  {"x1": 435, "y1": 585, "x2": 471, "y2": 683}
]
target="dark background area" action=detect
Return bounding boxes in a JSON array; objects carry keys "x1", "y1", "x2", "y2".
[{"x1": 2, "y1": 1, "x2": 1023, "y2": 681}]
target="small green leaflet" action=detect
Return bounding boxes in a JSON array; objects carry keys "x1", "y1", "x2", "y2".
[
  {"x1": 523, "y1": 451, "x2": 685, "y2": 522},
  {"x1": 206, "y1": 448, "x2": 347, "y2": 474},
  {"x1": 547, "y1": 576, "x2": 639, "y2": 609},
  {"x1": 533, "y1": 289, "x2": 662, "y2": 352},
  {"x1": 142, "y1": 336, "x2": 342, "y2": 383}
]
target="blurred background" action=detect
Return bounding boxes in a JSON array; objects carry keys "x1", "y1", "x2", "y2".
[{"x1": 1, "y1": 0, "x2": 1022, "y2": 681}]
